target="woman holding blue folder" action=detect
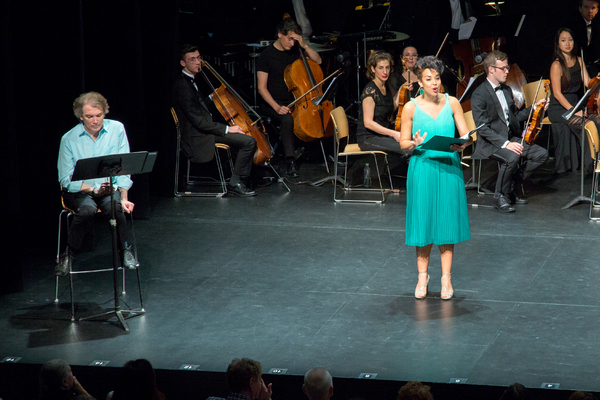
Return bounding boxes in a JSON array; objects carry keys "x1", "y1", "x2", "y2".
[{"x1": 399, "y1": 56, "x2": 473, "y2": 300}]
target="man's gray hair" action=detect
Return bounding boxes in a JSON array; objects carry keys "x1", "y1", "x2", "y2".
[
  {"x1": 73, "y1": 91, "x2": 109, "y2": 119},
  {"x1": 39, "y1": 359, "x2": 70, "y2": 391}
]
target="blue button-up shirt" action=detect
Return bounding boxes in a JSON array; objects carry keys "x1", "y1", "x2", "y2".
[{"x1": 58, "y1": 119, "x2": 133, "y2": 193}]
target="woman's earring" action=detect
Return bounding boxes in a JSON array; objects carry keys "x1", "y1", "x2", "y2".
[{"x1": 418, "y1": 86, "x2": 424, "y2": 96}]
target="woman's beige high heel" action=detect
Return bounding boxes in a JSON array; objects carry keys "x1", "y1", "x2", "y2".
[
  {"x1": 441, "y1": 273, "x2": 454, "y2": 300},
  {"x1": 415, "y1": 272, "x2": 430, "y2": 299}
]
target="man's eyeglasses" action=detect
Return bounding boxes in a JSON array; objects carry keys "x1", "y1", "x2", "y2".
[
  {"x1": 189, "y1": 56, "x2": 203, "y2": 63},
  {"x1": 491, "y1": 65, "x2": 511, "y2": 73}
]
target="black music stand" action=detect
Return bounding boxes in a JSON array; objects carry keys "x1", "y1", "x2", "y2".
[
  {"x1": 561, "y1": 83, "x2": 600, "y2": 209},
  {"x1": 312, "y1": 71, "x2": 350, "y2": 186},
  {"x1": 71, "y1": 151, "x2": 156, "y2": 331}
]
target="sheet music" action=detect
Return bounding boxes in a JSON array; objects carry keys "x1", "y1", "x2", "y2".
[
  {"x1": 458, "y1": 77, "x2": 477, "y2": 102},
  {"x1": 458, "y1": 17, "x2": 477, "y2": 41}
]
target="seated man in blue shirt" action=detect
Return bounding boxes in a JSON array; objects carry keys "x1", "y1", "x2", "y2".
[
  {"x1": 206, "y1": 358, "x2": 272, "y2": 400},
  {"x1": 56, "y1": 92, "x2": 137, "y2": 276}
]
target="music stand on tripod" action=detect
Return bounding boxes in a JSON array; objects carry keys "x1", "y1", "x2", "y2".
[
  {"x1": 311, "y1": 72, "x2": 351, "y2": 186},
  {"x1": 70, "y1": 151, "x2": 156, "y2": 331},
  {"x1": 561, "y1": 81, "x2": 600, "y2": 209}
]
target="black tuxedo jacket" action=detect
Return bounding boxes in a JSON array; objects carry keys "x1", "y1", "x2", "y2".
[
  {"x1": 171, "y1": 71, "x2": 227, "y2": 163},
  {"x1": 471, "y1": 79, "x2": 531, "y2": 159},
  {"x1": 566, "y1": 13, "x2": 600, "y2": 74}
]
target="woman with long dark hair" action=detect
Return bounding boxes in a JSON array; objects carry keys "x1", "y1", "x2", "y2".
[{"x1": 547, "y1": 27, "x2": 596, "y2": 173}]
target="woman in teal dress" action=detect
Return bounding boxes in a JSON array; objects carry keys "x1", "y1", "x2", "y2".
[{"x1": 399, "y1": 56, "x2": 473, "y2": 300}]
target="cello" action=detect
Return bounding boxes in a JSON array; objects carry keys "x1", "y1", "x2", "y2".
[
  {"x1": 200, "y1": 61, "x2": 273, "y2": 165},
  {"x1": 284, "y1": 45, "x2": 334, "y2": 141}
]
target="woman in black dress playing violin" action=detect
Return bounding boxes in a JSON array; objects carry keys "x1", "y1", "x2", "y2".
[{"x1": 390, "y1": 46, "x2": 420, "y2": 98}]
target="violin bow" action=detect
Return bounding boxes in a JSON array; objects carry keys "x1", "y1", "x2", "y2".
[
  {"x1": 198, "y1": 68, "x2": 234, "y2": 122},
  {"x1": 436, "y1": 32, "x2": 450, "y2": 58},
  {"x1": 202, "y1": 61, "x2": 265, "y2": 124}
]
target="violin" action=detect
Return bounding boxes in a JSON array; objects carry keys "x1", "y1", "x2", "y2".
[
  {"x1": 522, "y1": 79, "x2": 550, "y2": 146},
  {"x1": 200, "y1": 62, "x2": 272, "y2": 165},
  {"x1": 394, "y1": 57, "x2": 411, "y2": 131}
]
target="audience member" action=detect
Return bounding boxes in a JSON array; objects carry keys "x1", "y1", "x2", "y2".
[
  {"x1": 396, "y1": 381, "x2": 433, "y2": 400},
  {"x1": 498, "y1": 383, "x2": 530, "y2": 400},
  {"x1": 569, "y1": 391, "x2": 596, "y2": 400},
  {"x1": 206, "y1": 358, "x2": 272, "y2": 400},
  {"x1": 302, "y1": 367, "x2": 333, "y2": 400},
  {"x1": 39, "y1": 359, "x2": 95, "y2": 400},
  {"x1": 106, "y1": 359, "x2": 165, "y2": 400}
]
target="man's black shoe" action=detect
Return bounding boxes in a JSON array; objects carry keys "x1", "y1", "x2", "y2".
[
  {"x1": 55, "y1": 248, "x2": 72, "y2": 277},
  {"x1": 227, "y1": 182, "x2": 257, "y2": 197},
  {"x1": 494, "y1": 195, "x2": 515, "y2": 213},
  {"x1": 287, "y1": 161, "x2": 299, "y2": 177},
  {"x1": 121, "y1": 245, "x2": 138, "y2": 270},
  {"x1": 510, "y1": 191, "x2": 529, "y2": 205}
]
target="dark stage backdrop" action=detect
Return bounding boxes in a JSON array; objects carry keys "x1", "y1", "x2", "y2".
[
  {"x1": 0, "y1": 0, "x2": 583, "y2": 294},
  {"x1": 0, "y1": 0, "x2": 178, "y2": 293}
]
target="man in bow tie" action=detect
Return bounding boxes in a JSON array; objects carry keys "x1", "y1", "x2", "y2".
[
  {"x1": 171, "y1": 44, "x2": 257, "y2": 197},
  {"x1": 471, "y1": 51, "x2": 548, "y2": 213},
  {"x1": 567, "y1": 0, "x2": 600, "y2": 76}
]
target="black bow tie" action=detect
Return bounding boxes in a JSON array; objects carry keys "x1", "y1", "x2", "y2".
[{"x1": 494, "y1": 85, "x2": 503, "y2": 92}]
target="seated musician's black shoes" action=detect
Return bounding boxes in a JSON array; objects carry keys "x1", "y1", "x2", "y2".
[
  {"x1": 494, "y1": 195, "x2": 515, "y2": 213},
  {"x1": 509, "y1": 191, "x2": 528, "y2": 205},
  {"x1": 287, "y1": 161, "x2": 299, "y2": 178},
  {"x1": 55, "y1": 248, "x2": 73, "y2": 277},
  {"x1": 121, "y1": 245, "x2": 138, "y2": 270},
  {"x1": 227, "y1": 182, "x2": 257, "y2": 197}
]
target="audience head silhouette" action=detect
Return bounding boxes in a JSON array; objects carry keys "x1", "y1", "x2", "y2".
[
  {"x1": 303, "y1": 367, "x2": 333, "y2": 400},
  {"x1": 396, "y1": 381, "x2": 434, "y2": 400},
  {"x1": 226, "y1": 358, "x2": 263, "y2": 397},
  {"x1": 39, "y1": 359, "x2": 73, "y2": 396},
  {"x1": 569, "y1": 391, "x2": 597, "y2": 400},
  {"x1": 111, "y1": 359, "x2": 164, "y2": 400},
  {"x1": 498, "y1": 383, "x2": 530, "y2": 400}
]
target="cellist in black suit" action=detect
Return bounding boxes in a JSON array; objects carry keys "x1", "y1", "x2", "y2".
[
  {"x1": 471, "y1": 51, "x2": 548, "y2": 213},
  {"x1": 171, "y1": 44, "x2": 257, "y2": 197}
]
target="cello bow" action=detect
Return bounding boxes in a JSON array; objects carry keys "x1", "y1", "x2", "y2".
[{"x1": 286, "y1": 68, "x2": 342, "y2": 109}]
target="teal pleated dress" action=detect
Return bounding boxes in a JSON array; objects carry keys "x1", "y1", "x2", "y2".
[{"x1": 405, "y1": 94, "x2": 471, "y2": 247}]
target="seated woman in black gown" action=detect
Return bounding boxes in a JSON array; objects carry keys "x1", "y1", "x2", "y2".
[
  {"x1": 547, "y1": 27, "x2": 597, "y2": 173},
  {"x1": 357, "y1": 51, "x2": 410, "y2": 162}
]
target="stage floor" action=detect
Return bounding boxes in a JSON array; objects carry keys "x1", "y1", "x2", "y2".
[{"x1": 3, "y1": 157, "x2": 600, "y2": 397}]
